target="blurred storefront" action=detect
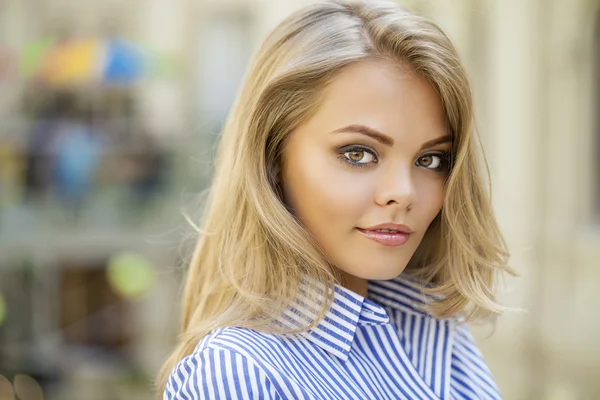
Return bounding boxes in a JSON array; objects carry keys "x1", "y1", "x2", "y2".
[
  {"x1": 0, "y1": 0, "x2": 599, "y2": 399},
  {"x1": 0, "y1": 1, "x2": 193, "y2": 399}
]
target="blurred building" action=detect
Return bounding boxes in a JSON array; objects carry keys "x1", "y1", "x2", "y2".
[
  {"x1": 425, "y1": 2, "x2": 600, "y2": 400},
  {"x1": 0, "y1": 0, "x2": 598, "y2": 399},
  {"x1": 0, "y1": 1, "x2": 193, "y2": 399}
]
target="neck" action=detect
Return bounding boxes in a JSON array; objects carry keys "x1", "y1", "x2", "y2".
[{"x1": 339, "y1": 273, "x2": 368, "y2": 297}]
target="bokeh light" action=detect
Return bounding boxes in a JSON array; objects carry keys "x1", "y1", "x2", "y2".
[
  {"x1": 13, "y1": 375, "x2": 44, "y2": 400},
  {"x1": 0, "y1": 292, "x2": 6, "y2": 327},
  {"x1": 0, "y1": 374, "x2": 14, "y2": 400},
  {"x1": 107, "y1": 251, "x2": 156, "y2": 299}
]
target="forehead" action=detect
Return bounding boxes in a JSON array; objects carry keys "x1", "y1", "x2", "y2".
[{"x1": 304, "y1": 59, "x2": 447, "y2": 142}]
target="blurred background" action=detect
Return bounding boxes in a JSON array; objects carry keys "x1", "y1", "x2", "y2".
[{"x1": 0, "y1": 0, "x2": 598, "y2": 399}]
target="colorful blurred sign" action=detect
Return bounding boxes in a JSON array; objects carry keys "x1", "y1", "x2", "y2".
[
  {"x1": 0, "y1": 36, "x2": 179, "y2": 84},
  {"x1": 103, "y1": 39, "x2": 145, "y2": 83},
  {"x1": 37, "y1": 38, "x2": 144, "y2": 85},
  {"x1": 38, "y1": 39, "x2": 99, "y2": 84}
]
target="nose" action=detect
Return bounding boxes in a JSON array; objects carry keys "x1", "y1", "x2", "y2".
[{"x1": 373, "y1": 164, "x2": 417, "y2": 210}]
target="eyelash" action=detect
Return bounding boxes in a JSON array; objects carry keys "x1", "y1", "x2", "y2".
[
  {"x1": 337, "y1": 145, "x2": 453, "y2": 173},
  {"x1": 337, "y1": 145, "x2": 378, "y2": 169},
  {"x1": 417, "y1": 151, "x2": 453, "y2": 173}
]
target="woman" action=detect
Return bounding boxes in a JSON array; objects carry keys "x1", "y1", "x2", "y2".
[{"x1": 159, "y1": 0, "x2": 515, "y2": 398}]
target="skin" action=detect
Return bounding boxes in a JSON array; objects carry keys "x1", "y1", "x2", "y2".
[{"x1": 282, "y1": 59, "x2": 450, "y2": 297}]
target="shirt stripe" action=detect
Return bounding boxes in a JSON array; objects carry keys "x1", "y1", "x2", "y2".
[{"x1": 164, "y1": 274, "x2": 502, "y2": 399}]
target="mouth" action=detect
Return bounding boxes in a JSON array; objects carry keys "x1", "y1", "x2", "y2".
[{"x1": 356, "y1": 227, "x2": 412, "y2": 247}]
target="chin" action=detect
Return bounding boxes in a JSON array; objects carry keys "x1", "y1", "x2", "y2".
[{"x1": 355, "y1": 264, "x2": 408, "y2": 281}]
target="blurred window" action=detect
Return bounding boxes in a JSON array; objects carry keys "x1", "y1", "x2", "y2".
[
  {"x1": 59, "y1": 260, "x2": 129, "y2": 350},
  {"x1": 197, "y1": 10, "x2": 253, "y2": 132}
]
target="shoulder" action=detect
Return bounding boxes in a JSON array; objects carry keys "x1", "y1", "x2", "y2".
[
  {"x1": 451, "y1": 322, "x2": 490, "y2": 364},
  {"x1": 450, "y1": 323, "x2": 503, "y2": 399},
  {"x1": 452, "y1": 323, "x2": 486, "y2": 353},
  {"x1": 163, "y1": 328, "x2": 289, "y2": 400}
]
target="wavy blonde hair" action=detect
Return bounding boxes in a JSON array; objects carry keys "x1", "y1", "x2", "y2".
[{"x1": 156, "y1": 0, "x2": 515, "y2": 394}]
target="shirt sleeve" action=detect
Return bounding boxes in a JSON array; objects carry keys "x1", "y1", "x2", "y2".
[{"x1": 163, "y1": 345, "x2": 282, "y2": 400}]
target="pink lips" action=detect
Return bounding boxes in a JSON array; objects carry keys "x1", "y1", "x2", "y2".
[{"x1": 356, "y1": 223, "x2": 413, "y2": 247}]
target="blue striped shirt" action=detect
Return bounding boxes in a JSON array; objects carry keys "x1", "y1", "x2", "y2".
[{"x1": 164, "y1": 274, "x2": 501, "y2": 399}]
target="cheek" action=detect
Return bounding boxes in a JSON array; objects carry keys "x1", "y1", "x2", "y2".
[
  {"x1": 282, "y1": 151, "x2": 370, "y2": 229},
  {"x1": 415, "y1": 175, "x2": 446, "y2": 221}
]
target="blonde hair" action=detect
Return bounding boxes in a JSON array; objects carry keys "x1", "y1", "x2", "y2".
[{"x1": 156, "y1": 0, "x2": 515, "y2": 394}]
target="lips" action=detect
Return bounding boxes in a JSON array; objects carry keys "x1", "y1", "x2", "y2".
[
  {"x1": 358, "y1": 228, "x2": 411, "y2": 246},
  {"x1": 356, "y1": 223, "x2": 413, "y2": 247}
]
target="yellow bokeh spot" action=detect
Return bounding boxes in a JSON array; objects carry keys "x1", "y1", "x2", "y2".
[
  {"x1": 0, "y1": 293, "x2": 6, "y2": 326},
  {"x1": 13, "y1": 375, "x2": 44, "y2": 400},
  {"x1": 39, "y1": 39, "x2": 100, "y2": 84},
  {"x1": 107, "y1": 252, "x2": 155, "y2": 299},
  {"x1": 0, "y1": 374, "x2": 14, "y2": 399}
]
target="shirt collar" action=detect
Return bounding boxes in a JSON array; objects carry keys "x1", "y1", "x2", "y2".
[
  {"x1": 274, "y1": 273, "x2": 435, "y2": 361},
  {"x1": 367, "y1": 273, "x2": 434, "y2": 317}
]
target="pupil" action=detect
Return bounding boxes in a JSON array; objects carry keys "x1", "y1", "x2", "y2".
[
  {"x1": 350, "y1": 151, "x2": 363, "y2": 161},
  {"x1": 421, "y1": 156, "x2": 432, "y2": 166}
]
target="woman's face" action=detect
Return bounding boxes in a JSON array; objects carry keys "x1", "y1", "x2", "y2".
[{"x1": 282, "y1": 60, "x2": 449, "y2": 290}]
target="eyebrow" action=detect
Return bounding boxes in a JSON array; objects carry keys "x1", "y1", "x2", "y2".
[
  {"x1": 420, "y1": 135, "x2": 452, "y2": 150},
  {"x1": 330, "y1": 124, "x2": 451, "y2": 150}
]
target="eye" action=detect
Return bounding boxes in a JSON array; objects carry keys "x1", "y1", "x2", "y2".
[
  {"x1": 416, "y1": 152, "x2": 451, "y2": 171},
  {"x1": 341, "y1": 147, "x2": 377, "y2": 165},
  {"x1": 417, "y1": 154, "x2": 441, "y2": 169}
]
